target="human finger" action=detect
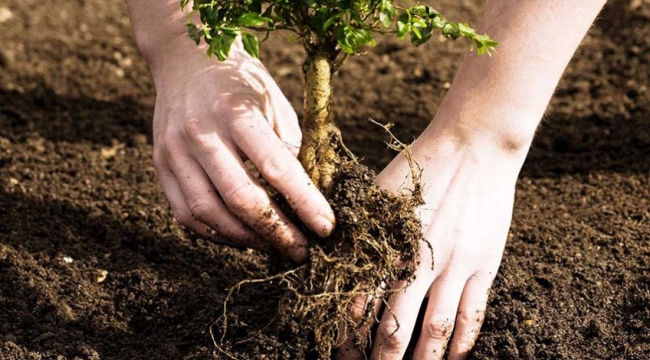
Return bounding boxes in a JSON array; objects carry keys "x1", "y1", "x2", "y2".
[
  {"x1": 188, "y1": 133, "x2": 310, "y2": 262},
  {"x1": 370, "y1": 276, "x2": 432, "y2": 360},
  {"x1": 157, "y1": 163, "x2": 214, "y2": 237},
  {"x1": 336, "y1": 292, "x2": 383, "y2": 360},
  {"x1": 229, "y1": 56, "x2": 302, "y2": 157},
  {"x1": 264, "y1": 83, "x2": 302, "y2": 157},
  {"x1": 158, "y1": 153, "x2": 271, "y2": 252},
  {"x1": 446, "y1": 273, "x2": 493, "y2": 360},
  {"x1": 228, "y1": 99, "x2": 335, "y2": 237},
  {"x1": 412, "y1": 273, "x2": 467, "y2": 360}
]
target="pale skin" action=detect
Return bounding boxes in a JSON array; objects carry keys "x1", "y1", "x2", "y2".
[
  {"x1": 127, "y1": 0, "x2": 607, "y2": 359},
  {"x1": 127, "y1": 0, "x2": 336, "y2": 262}
]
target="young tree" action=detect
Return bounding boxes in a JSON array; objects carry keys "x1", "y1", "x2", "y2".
[
  {"x1": 182, "y1": 0, "x2": 495, "y2": 192},
  {"x1": 181, "y1": 1, "x2": 496, "y2": 357}
]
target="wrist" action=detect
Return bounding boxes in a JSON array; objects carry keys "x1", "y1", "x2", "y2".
[
  {"x1": 126, "y1": 0, "x2": 195, "y2": 74},
  {"x1": 418, "y1": 129, "x2": 529, "y2": 182},
  {"x1": 421, "y1": 105, "x2": 537, "y2": 166},
  {"x1": 424, "y1": 57, "x2": 546, "y2": 160}
]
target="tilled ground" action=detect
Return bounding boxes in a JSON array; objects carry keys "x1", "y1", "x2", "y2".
[{"x1": 0, "y1": 0, "x2": 648, "y2": 359}]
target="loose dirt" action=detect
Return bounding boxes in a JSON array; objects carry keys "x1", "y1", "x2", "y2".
[{"x1": 1, "y1": 0, "x2": 648, "y2": 359}]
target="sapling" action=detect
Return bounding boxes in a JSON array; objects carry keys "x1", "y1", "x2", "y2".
[
  {"x1": 180, "y1": 0, "x2": 496, "y2": 358},
  {"x1": 182, "y1": 0, "x2": 495, "y2": 193}
]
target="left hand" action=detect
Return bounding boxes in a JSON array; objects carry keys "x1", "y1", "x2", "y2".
[
  {"x1": 337, "y1": 127, "x2": 525, "y2": 359},
  {"x1": 335, "y1": 0, "x2": 606, "y2": 353}
]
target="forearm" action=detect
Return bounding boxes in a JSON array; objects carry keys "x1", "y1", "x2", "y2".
[
  {"x1": 126, "y1": 0, "x2": 251, "y2": 83},
  {"x1": 425, "y1": 0, "x2": 607, "y2": 158},
  {"x1": 125, "y1": 0, "x2": 188, "y2": 63}
]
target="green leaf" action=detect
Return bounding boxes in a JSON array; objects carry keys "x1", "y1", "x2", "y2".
[
  {"x1": 350, "y1": 28, "x2": 376, "y2": 47},
  {"x1": 187, "y1": 23, "x2": 203, "y2": 45},
  {"x1": 411, "y1": 24, "x2": 433, "y2": 46},
  {"x1": 474, "y1": 37, "x2": 499, "y2": 56},
  {"x1": 241, "y1": 32, "x2": 260, "y2": 58},
  {"x1": 210, "y1": 33, "x2": 237, "y2": 61},
  {"x1": 442, "y1": 23, "x2": 460, "y2": 40},
  {"x1": 379, "y1": 1, "x2": 394, "y2": 28},
  {"x1": 335, "y1": 25, "x2": 375, "y2": 54},
  {"x1": 411, "y1": 23, "x2": 421, "y2": 39},
  {"x1": 322, "y1": 13, "x2": 341, "y2": 32},
  {"x1": 220, "y1": 25, "x2": 240, "y2": 36},
  {"x1": 411, "y1": 17, "x2": 427, "y2": 28},
  {"x1": 410, "y1": 5, "x2": 439, "y2": 19},
  {"x1": 458, "y1": 23, "x2": 477, "y2": 37},
  {"x1": 431, "y1": 16, "x2": 445, "y2": 29},
  {"x1": 397, "y1": 13, "x2": 411, "y2": 39},
  {"x1": 238, "y1": 12, "x2": 271, "y2": 28},
  {"x1": 336, "y1": 26, "x2": 355, "y2": 54},
  {"x1": 187, "y1": 0, "x2": 498, "y2": 61}
]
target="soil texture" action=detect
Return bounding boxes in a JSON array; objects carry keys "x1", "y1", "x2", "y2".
[{"x1": 1, "y1": 0, "x2": 649, "y2": 359}]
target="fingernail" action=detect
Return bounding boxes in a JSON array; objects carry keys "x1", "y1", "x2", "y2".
[{"x1": 316, "y1": 211, "x2": 336, "y2": 237}]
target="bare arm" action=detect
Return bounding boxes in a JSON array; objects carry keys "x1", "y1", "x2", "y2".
[
  {"x1": 426, "y1": 0, "x2": 608, "y2": 157},
  {"x1": 339, "y1": 1, "x2": 607, "y2": 359}
]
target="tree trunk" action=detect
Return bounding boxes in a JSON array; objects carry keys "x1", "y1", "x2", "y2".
[{"x1": 299, "y1": 51, "x2": 341, "y2": 194}]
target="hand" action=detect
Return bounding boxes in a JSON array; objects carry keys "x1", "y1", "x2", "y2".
[
  {"x1": 144, "y1": 36, "x2": 334, "y2": 261},
  {"x1": 334, "y1": 0, "x2": 606, "y2": 351},
  {"x1": 337, "y1": 127, "x2": 525, "y2": 359}
]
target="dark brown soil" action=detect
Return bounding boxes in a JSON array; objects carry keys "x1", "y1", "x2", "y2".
[
  {"x1": 1, "y1": 0, "x2": 648, "y2": 359},
  {"x1": 214, "y1": 159, "x2": 424, "y2": 359}
]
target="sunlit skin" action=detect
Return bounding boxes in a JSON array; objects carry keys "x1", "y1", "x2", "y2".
[
  {"x1": 128, "y1": 0, "x2": 337, "y2": 263},
  {"x1": 127, "y1": 0, "x2": 606, "y2": 358}
]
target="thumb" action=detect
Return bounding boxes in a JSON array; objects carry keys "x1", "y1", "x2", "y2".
[{"x1": 263, "y1": 85, "x2": 302, "y2": 158}]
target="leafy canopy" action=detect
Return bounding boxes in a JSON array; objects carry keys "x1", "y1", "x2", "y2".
[{"x1": 181, "y1": 0, "x2": 497, "y2": 61}]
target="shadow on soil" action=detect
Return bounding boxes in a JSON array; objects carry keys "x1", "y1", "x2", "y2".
[
  {"x1": 0, "y1": 187, "x2": 264, "y2": 359},
  {"x1": 522, "y1": 113, "x2": 650, "y2": 178},
  {"x1": 0, "y1": 85, "x2": 151, "y2": 147}
]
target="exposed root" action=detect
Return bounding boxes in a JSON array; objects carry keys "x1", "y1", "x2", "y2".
[
  {"x1": 299, "y1": 124, "x2": 342, "y2": 194},
  {"x1": 211, "y1": 119, "x2": 430, "y2": 359}
]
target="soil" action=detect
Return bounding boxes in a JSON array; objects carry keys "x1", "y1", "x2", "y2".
[
  {"x1": 0, "y1": 0, "x2": 648, "y2": 359},
  {"x1": 215, "y1": 159, "x2": 424, "y2": 359}
]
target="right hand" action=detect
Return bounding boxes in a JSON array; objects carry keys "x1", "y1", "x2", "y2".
[{"x1": 145, "y1": 37, "x2": 334, "y2": 262}]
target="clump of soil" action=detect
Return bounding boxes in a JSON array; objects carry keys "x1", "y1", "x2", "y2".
[
  {"x1": 213, "y1": 157, "x2": 426, "y2": 359},
  {"x1": 1, "y1": 0, "x2": 649, "y2": 359}
]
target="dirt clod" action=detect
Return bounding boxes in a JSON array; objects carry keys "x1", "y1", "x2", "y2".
[
  {"x1": 1, "y1": 0, "x2": 649, "y2": 359},
  {"x1": 214, "y1": 158, "x2": 425, "y2": 359}
]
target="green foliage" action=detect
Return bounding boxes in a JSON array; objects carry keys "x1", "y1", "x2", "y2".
[{"x1": 181, "y1": 0, "x2": 497, "y2": 61}]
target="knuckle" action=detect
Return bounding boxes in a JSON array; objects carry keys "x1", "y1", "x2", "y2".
[
  {"x1": 213, "y1": 97, "x2": 237, "y2": 118},
  {"x1": 152, "y1": 150, "x2": 166, "y2": 171},
  {"x1": 171, "y1": 207, "x2": 193, "y2": 226},
  {"x1": 456, "y1": 307, "x2": 484, "y2": 327},
  {"x1": 424, "y1": 318, "x2": 454, "y2": 341},
  {"x1": 455, "y1": 310, "x2": 473, "y2": 326},
  {"x1": 158, "y1": 127, "x2": 179, "y2": 146},
  {"x1": 349, "y1": 297, "x2": 368, "y2": 324},
  {"x1": 257, "y1": 154, "x2": 292, "y2": 184},
  {"x1": 158, "y1": 129, "x2": 190, "y2": 160},
  {"x1": 187, "y1": 198, "x2": 213, "y2": 221},
  {"x1": 223, "y1": 182, "x2": 264, "y2": 216},
  {"x1": 215, "y1": 94, "x2": 258, "y2": 120},
  {"x1": 454, "y1": 333, "x2": 478, "y2": 355},
  {"x1": 181, "y1": 118, "x2": 205, "y2": 142},
  {"x1": 378, "y1": 320, "x2": 409, "y2": 352}
]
